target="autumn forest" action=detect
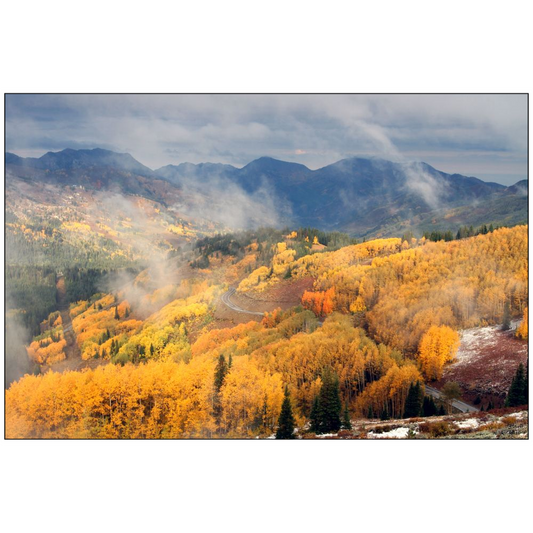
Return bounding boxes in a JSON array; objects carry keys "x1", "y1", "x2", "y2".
[{"x1": 5, "y1": 215, "x2": 529, "y2": 438}]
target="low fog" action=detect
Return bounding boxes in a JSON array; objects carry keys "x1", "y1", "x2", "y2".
[{"x1": 5, "y1": 292, "x2": 34, "y2": 387}]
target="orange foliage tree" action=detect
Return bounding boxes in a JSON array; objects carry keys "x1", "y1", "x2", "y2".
[
  {"x1": 302, "y1": 288, "x2": 335, "y2": 317},
  {"x1": 417, "y1": 325, "x2": 460, "y2": 380}
]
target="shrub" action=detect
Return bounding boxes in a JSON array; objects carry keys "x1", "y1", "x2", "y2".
[{"x1": 418, "y1": 420, "x2": 454, "y2": 437}]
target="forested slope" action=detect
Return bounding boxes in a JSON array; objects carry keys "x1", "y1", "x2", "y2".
[{"x1": 6, "y1": 226, "x2": 528, "y2": 438}]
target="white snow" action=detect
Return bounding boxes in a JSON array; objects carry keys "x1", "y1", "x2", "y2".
[
  {"x1": 367, "y1": 427, "x2": 412, "y2": 439},
  {"x1": 455, "y1": 418, "x2": 480, "y2": 429},
  {"x1": 454, "y1": 320, "x2": 523, "y2": 367},
  {"x1": 504, "y1": 411, "x2": 528, "y2": 421},
  {"x1": 316, "y1": 433, "x2": 338, "y2": 438}
]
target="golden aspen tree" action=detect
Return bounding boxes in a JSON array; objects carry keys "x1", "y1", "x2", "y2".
[
  {"x1": 516, "y1": 307, "x2": 528, "y2": 340},
  {"x1": 418, "y1": 325, "x2": 460, "y2": 380}
]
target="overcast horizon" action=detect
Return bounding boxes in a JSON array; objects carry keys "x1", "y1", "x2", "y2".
[{"x1": 6, "y1": 94, "x2": 528, "y2": 186}]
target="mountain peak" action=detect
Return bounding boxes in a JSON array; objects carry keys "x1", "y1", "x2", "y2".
[{"x1": 8, "y1": 148, "x2": 154, "y2": 177}]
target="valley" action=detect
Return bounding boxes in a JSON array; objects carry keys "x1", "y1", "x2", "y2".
[{"x1": 4, "y1": 148, "x2": 528, "y2": 439}]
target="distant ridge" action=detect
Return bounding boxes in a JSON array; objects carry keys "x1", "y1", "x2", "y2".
[{"x1": 6, "y1": 148, "x2": 527, "y2": 237}]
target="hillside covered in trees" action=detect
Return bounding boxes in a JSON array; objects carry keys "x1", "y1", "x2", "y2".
[{"x1": 5, "y1": 224, "x2": 528, "y2": 438}]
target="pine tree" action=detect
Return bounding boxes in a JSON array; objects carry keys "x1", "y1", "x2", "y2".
[
  {"x1": 309, "y1": 368, "x2": 342, "y2": 434},
  {"x1": 505, "y1": 362, "x2": 527, "y2": 407},
  {"x1": 214, "y1": 354, "x2": 228, "y2": 393},
  {"x1": 502, "y1": 301, "x2": 511, "y2": 331},
  {"x1": 213, "y1": 355, "x2": 228, "y2": 422},
  {"x1": 318, "y1": 367, "x2": 342, "y2": 433},
  {"x1": 114, "y1": 306, "x2": 119, "y2": 320},
  {"x1": 422, "y1": 396, "x2": 438, "y2": 417},
  {"x1": 276, "y1": 387, "x2": 296, "y2": 439},
  {"x1": 342, "y1": 402, "x2": 352, "y2": 430},
  {"x1": 310, "y1": 395, "x2": 320, "y2": 433},
  {"x1": 404, "y1": 381, "x2": 424, "y2": 418}
]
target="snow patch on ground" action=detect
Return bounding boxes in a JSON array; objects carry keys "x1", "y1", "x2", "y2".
[
  {"x1": 504, "y1": 411, "x2": 528, "y2": 420},
  {"x1": 456, "y1": 320, "x2": 522, "y2": 366},
  {"x1": 367, "y1": 427, "x2": 412, "y2": 439},
  {"x1": 455, "y1": 418, "x2": 480, "y2": 429},
  {"x1": 455, "y1": 325, "x2": 501, "y2": 366}
]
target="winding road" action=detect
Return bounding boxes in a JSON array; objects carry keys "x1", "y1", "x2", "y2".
[
  {"x1": 56, "y1": 276, "x2": 81, "y2": 360},
  {"x1": 425, "y1": 385, "x2": 479, "y2": 413},
  {"x1": 220, "y1": 288, "x2": 265, "y2": 316},
  {"x1": 220, "y1": 288, "x2": 479, "y2": 414}
]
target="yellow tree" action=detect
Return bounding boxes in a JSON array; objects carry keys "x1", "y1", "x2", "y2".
[
  {"x1": 516, "y1": 307, "x2": 528, "y2": 340},
  {"x1": 418, "y1": 325, "x2": 460, "y2": 380}
]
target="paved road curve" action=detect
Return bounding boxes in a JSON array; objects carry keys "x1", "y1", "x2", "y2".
[
  {"x1": 425, "y1": 385, "x2": 479, "y2": 413},
  {"x1": 220, "y1": 291, "x2": 477, "y2": 414},
  {"x1": 220, "y1": 288, "x2": 265, "y2": 316}
]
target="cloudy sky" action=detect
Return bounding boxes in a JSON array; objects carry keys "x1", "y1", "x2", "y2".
[{"x1": 5, "y1": 94, "x2": 527, "y2": 185}]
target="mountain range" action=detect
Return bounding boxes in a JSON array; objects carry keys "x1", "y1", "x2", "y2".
[{"x1": 6, "y1": 148, "x2": 527, "y2": 238}]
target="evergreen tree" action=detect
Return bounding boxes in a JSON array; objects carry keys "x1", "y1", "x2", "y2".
[
  {"x1": 213, "y1": 355, "x2": 228, "y2": 423},
  {"x1": 114, "y1": 306, "x2": 119, "y2": 320},
  {"x1": 438, "y1": 404, "x2": 446, "y2": 416},
  {"x1": 342, "y1": 402, "x2": 352, "y2": 430},
  {"x1": 318, "y1": 367, "x2": 342, "y2": 433},
  {"x1": 404, "y1": 381, "x2": 424, "y2": 418},
  {"x1": 309, "y1": 368, "x2": 342, "y2": 434},
  {"x1": 505, "y1": 362, "x2": 528, "y2": 407},
  {"x1": 214, "y1": 354, "x2": 228, "y2": 393},
  {"x1": 310, "y1": 395, "x2": 320, "y2": 433},
  {"x1": 422, "y1": 395, "x2": 438, "y2": 417},
  {"x1": 276, "y1": 387, "x2": 296, "y2": 439},
  {"x1": 502, "y1": 301, "x2": 511, "y2": 331}
]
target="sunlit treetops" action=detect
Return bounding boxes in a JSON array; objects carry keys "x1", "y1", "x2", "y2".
[
  {"x1": 6, "y1": 224, "x2": 528, "y2": 438},
  {"x1": 516, "y1": 307, "x2": 528, "y2": 340},
  {"x1": 8, "y1": 312, "x2": 422, "y2": 438},
  {"x1": 290, "y1": 226, "x2": 527, "y2": 353},
  {"x1": 26, "y1": 311, "x2": 66, "y2": 365}
]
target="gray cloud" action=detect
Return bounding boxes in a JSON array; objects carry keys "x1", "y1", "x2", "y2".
[{"x1": 6, "y1": 94, "x2": 527, "y2": 185}]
